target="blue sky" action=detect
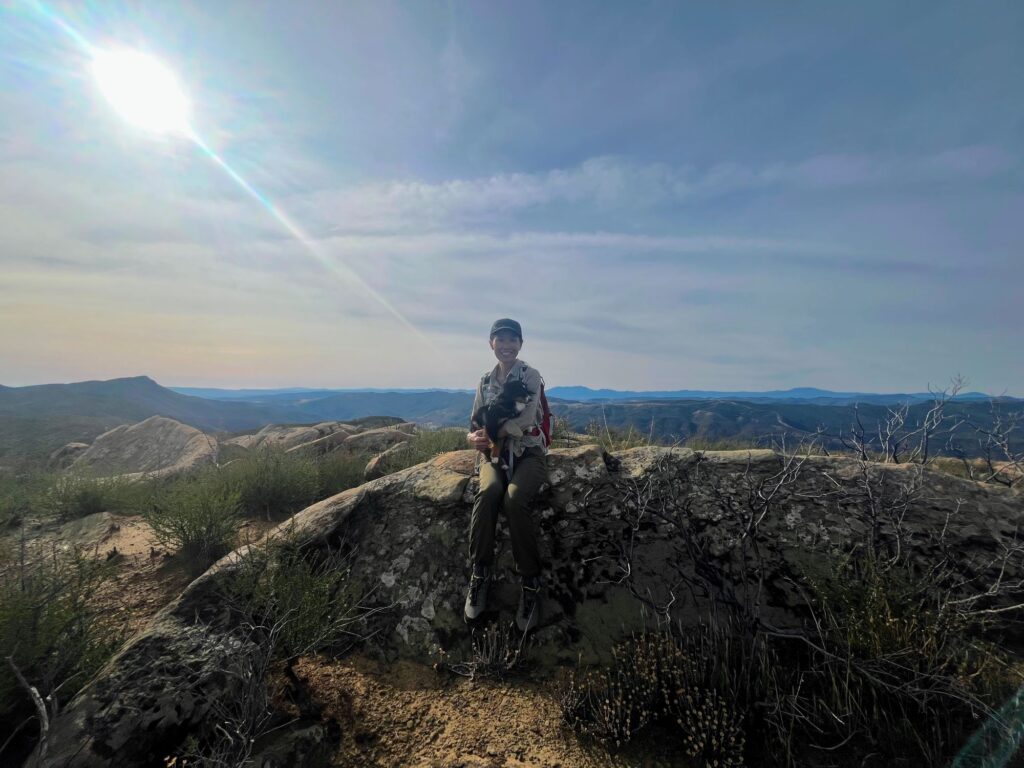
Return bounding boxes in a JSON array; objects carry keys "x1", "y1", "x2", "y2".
[{"x1": 1, "y1": 1, "x2": 1021, "y2": 393}]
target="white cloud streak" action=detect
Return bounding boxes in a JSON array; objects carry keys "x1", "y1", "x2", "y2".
[{"x1": 313, "y1": 148, "x2": 1019, "y2": 233}]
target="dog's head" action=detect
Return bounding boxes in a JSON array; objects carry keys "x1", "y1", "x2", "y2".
[{"x1": 500, "y1": 379, "x2": 531, "y2": 412}]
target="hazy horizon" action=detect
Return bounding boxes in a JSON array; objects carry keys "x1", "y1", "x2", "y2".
[
  {"x1": 2, "y1": 2, "x2": 1021, "y2": 395},
  {"x1": 1, "y1": 373, "x2": 1016, "y2": 399}
]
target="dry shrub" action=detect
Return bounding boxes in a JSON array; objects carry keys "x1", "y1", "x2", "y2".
[
  {"x1": 442, "y1": 621, "x2": 530, "y2": 681},
  {"x1": 560, "y1": 628, "x2": 746, "y2": 765}
]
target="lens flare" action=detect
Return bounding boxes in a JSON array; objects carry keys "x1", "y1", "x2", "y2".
[{"x1": 92, "y1": 49, "x2": 191, "y2": 135}]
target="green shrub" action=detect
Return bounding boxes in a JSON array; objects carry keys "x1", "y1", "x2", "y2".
[
  {"x1": 144, "y1": 473, "x2": 240, "y2": 566},
  {"x1": 39, "y1": 473, "x2": 146, "y2": 520},
  {"x1": 0, "y1": 473, "x2": 51, "y2": 527},
  {"x1": 315, "y1": 449, "x2": 369, "y2": 498},
  {"x1": 220, "y1": 448, "x2": 319, "y2": 519},
  {"x1": 372, "y1": 428, "x2": 467, "y2": 475},
  {"x1": 43, "y1": 474, "x2": 108, "y2": 519},
  {"x1": 0, "y1": 542, "x2": 122, "y2": 754},
  {"x1": 220, "y1": 538, "x2": 365, "y2": 660}
]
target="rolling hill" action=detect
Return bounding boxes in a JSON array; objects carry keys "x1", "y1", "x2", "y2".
[{"x1": 3, "y1": 376, "x2": 1020, "y2": 469}]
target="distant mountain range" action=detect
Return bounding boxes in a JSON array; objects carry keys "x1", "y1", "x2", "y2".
[
  {"x1": 171, "y1": 386, "x2": 470, "y2": 401},
  {"x1": 545, "y1": 386, "x2": 1005, "y2": 405},
  {"x1": 171, "y1": 384, "x2": 1012, "y2": 406},
  {"x1": 1, "y1": 376, "x2": 1020, "y2": 468}
]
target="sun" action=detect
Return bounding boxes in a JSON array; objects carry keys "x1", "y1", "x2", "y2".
[{"x1": 92, "y1": 50, "x2": 191, "y2": 136}]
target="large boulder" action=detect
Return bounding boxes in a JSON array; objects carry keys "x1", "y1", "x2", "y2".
[
  {"x1": 29, "y1": 448, "x2": 1024, "y2": 767},
  {"x1": 68, "y1": 416, "x2": 216, "y2": 480}
]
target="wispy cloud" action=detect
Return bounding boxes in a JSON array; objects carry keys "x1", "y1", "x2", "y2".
[{"x1": 312, "y1": 148, "x2": 1018, "y2": 233}]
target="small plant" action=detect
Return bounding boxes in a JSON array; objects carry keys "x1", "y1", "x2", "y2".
[
  {"x1": 444, "y1": 621, "x2": 530, "y2": 680},
  {"x1": 144, "y1": 473, "x2": 240, "y2": 566}
]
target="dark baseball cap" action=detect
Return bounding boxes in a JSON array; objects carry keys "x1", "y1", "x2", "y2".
[{"x1": 489, "y1": 318, "x2": 523, "y2": 339}]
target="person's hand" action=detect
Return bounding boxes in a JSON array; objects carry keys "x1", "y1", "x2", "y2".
[{"x1": 467, "y1": 428, "x2": 489, "y2": 452}]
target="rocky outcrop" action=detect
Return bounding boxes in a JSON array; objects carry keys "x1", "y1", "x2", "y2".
[
  {"x1": 68, "y1": 416, "x2": 216, "y2": 479},
  {"x1": 285, "y1": 427, "x2": 361, "y2": 458},
  {"x1": 30, "y1": 448, "x2": 1024, "y2": 767},
  {"x1": 343, "y1": 424, "x2": 417, "y2": 453},
  {"x1": 225, "y1": 422, "x2": 358, "y2": 452},
  {"x1": 363, "y1": 442, "x2": 414, "y2": 480},
  {"x1": 48, "y1": 442, "x2": 90, "y2": 470}
]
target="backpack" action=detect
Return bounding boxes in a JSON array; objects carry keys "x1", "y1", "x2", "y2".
[
  {"x1": 538, "y1": 381, "x2": 553, "y2": 448},
  {"x1": 481, "y1": 365, "x2": 553, "y2": 449}
]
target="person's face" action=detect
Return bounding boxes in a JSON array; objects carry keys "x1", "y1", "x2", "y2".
[{"x1": 490, "y1": 330, "x2": 522, "y2": 365}]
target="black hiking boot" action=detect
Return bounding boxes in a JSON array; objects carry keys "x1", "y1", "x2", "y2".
[{"x1": 463, "y1": 564, "x2": 491, "y2": 622}]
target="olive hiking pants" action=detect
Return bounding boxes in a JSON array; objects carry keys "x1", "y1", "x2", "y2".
[{"x1": 470, "y1": 446, "x2": 547, "y2": 578}]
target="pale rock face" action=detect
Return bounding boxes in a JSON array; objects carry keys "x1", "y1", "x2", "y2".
[
  {"x1": 344, "y1": 425, "x2": 416, "y2": 453},
  {"x1": 284, "y1": 425, "x2": 361, "y2": 457},
  {"x1": 68, "y1": 416, "x2": 216, "y2": 479},
  {"x1": 227, "y1": 422, "x2": 359, "y2": 452},
  {"x1": 31, "y1": 447, "x2": 1024, "y2": 768},
  {"x1": 48, "y1": 441, "x2": 90, "y2": 470}
]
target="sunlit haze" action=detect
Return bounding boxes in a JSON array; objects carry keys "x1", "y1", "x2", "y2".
[{"x1": 1, "y1": 1, "x2": 1022, "y2": 394}]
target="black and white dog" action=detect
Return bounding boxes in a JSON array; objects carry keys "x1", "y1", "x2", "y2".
[{"x1": 472, "y1": 379, "x2": 531, "y2": 468}]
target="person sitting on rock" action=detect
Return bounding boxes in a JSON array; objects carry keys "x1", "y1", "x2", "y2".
[{"x1": 464, "y1": 318, "x2": 548, "y2": 632}]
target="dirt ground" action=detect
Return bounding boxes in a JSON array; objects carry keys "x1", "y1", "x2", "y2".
[
  {"x1": 291, "y1": 655, "x2": 681, "y2": 768},
  {"x1": 8, "y1": 512, "x2": 280, "y2": 634},
  {"x1": 94, "y1": 515, "x2": 281, "y2": 632}
]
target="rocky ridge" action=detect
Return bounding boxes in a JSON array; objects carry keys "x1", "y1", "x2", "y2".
[
  {"x1": 28, "y1": 446, "x2": 1024, "y2": 767},
  {"x1": 50, "y1": 417, "x2": 419, "y2": 480}
]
